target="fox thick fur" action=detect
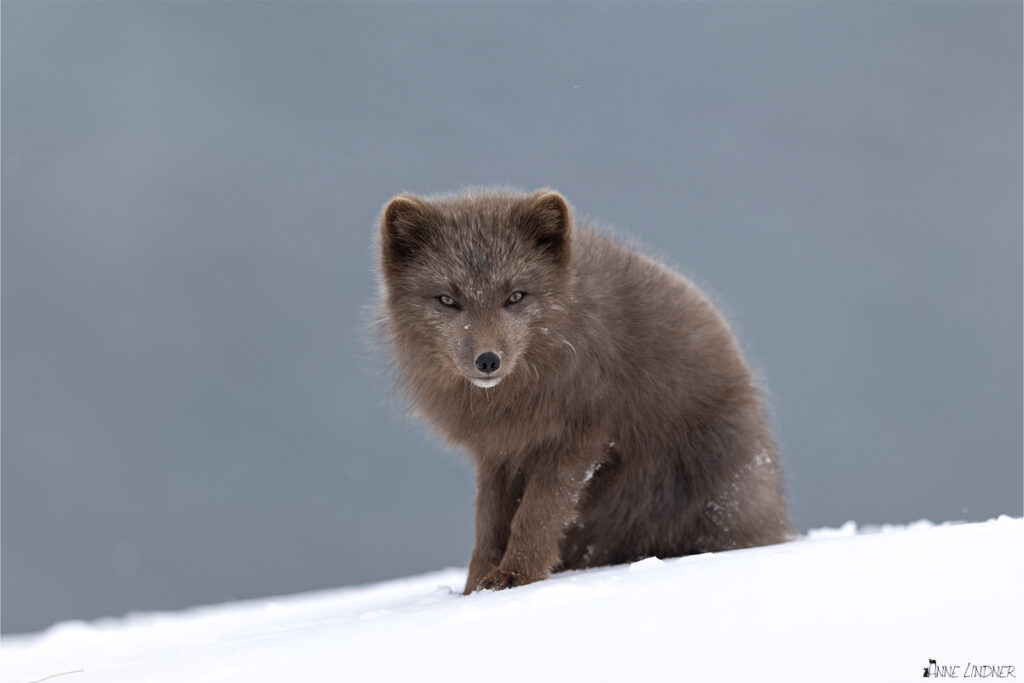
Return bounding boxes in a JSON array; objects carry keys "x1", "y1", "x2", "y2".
[{"x1": 376, "y1": 189, "x2": 789, "y2": 593}]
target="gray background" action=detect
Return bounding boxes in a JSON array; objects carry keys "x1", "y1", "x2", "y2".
[{"x1": 2, "y1": 1, "x2": 1020, "y2": 635}]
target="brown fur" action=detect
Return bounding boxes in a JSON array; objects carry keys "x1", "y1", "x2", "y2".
[{"x1": 375, "y1": 188, "x2": 790, "y2": 593}]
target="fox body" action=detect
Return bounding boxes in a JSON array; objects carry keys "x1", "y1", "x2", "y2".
[{"x1": 376, "y1": 189, "x2": 789, "y2": 593}]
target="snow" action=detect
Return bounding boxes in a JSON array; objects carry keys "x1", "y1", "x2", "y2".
[{"x1": 2, "y1": 517, "x2": 1021, "y2": 683}]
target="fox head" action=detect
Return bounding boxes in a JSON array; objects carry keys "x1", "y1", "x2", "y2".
[{"x1": 377, "y1": 189, "x2": 574, "y2": 392}]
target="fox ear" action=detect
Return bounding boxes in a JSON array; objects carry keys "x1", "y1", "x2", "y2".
[
  {"x1": 380, "y1": 194, "x2": 437, "y2": 268},
  {"x1": 516, "y1": 190, "x2": 572, "y2": 265}
]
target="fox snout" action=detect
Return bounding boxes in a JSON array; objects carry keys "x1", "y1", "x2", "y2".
[
  {"x1": 474, "y1": 352, "x2": 501, "y2": 374},
  {"x1": 465, "y1": 348, "x2": 509, "y2": 389}
]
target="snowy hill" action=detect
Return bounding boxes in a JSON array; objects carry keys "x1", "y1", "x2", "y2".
[{"x1": 2, "y1": 517, "x2": 1021, "y2": 683}]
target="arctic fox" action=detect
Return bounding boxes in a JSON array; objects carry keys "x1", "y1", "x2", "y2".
[{"x1": 376, "y1": 189, "x2": 789, "y2": 593}]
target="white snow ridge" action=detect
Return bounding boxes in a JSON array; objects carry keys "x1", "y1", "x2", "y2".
[{"x1": 2, "y1": 517, "x2": 1021, "y2": 683}]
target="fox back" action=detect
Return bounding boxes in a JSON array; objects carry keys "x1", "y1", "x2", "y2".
[{"x1": 375, "y1": 189, "x2": 789, "y2": 592}]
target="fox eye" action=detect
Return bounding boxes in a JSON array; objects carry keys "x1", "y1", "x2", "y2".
[
  {"x1": 507, "y1": 291, "x2": 525, "y2": 304},
  {"x1": 439, "y1": 295, "x2": 456, "y2": 307}
]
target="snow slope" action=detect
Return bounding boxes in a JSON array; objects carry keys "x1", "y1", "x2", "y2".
[{"x1": 2, "y1": 518, "x2": 1021, "y2": 683}]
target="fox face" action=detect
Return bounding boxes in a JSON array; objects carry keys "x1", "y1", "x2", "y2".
[{"x1": 379, "y1": 190, "x2": 573, "y2": 390}]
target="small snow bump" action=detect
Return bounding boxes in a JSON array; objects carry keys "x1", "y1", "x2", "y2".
[
  {"x1": 36, "y1": 620, "x2": 101, "y2": 647},
  {"x1": 806, "y1": 521, "x2": 858, "y2": 539},
  {"x1": 861, "y1": 519, "x2": 937, "y2": 534},
  {"x1": 628, "y1": 557, "x2": 665, "y2": 572}
]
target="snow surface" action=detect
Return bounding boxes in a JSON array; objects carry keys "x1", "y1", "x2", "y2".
[{"x1": 2, "y1": 518, "x2": 1021, "y2": 683}]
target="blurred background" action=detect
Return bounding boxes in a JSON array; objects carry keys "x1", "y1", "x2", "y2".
[{"x1": 2, "y1": 1, "x2": 1020, "y2": 635}]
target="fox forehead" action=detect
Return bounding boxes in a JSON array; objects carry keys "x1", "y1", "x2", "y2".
[
  {"x1": 426, "y1": 217, "x2": 532, "y2": 270},
  {"x1": 403, "y1": 223, "x2": 544, "y2": 294},
  {"x1": 438, "y1": 242, "x2": 535, "y2": 283}
]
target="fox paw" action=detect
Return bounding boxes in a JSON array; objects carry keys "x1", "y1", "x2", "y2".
[{"x1": 476, "y1": 565, "x2": 543, "y2": 591}]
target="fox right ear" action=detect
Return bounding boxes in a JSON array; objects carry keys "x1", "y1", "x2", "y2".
[{"x1": 380, "y1": 194, "x2": 436, "y2": 267}]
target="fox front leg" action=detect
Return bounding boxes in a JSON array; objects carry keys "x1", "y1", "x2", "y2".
[
  {"x1": 464, "y1": 462, "x2": 523, "y2": 594},
  {"x1": 478, "y1": 447, "x2": 598, "y2": 590}
]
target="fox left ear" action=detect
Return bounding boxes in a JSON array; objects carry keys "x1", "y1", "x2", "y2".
[{"x1": 516, "y1": 190, "x2": 572, "y2": 265}]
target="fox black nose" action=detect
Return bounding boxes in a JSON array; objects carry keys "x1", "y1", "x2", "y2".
[{"x1": 475, "y1": 352, "x2": 501, "y2": 374}]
